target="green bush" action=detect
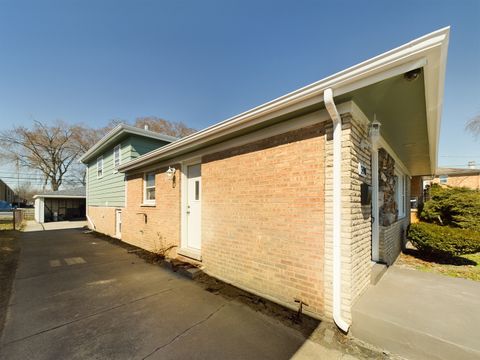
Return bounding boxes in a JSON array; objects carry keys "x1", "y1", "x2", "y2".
[
  {"x1": 408, "y1": 222, "x2": 480, "y2": 257},
  {"x1": 421, "y1": 184, "x2": 480, "y2": 231}
]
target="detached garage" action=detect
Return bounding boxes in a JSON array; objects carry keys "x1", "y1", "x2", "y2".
[{"x1": 34, "y1": 187, "x2": 86, "y2": 223}]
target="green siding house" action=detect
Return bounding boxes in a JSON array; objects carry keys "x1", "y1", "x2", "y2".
[{"x1": 79, "y1": 124, "x2": 177, "y2": 236}]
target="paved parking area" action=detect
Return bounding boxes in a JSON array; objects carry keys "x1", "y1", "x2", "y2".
[{"x1": 0, "y1": 228, "x2": 343, "y2": 360}]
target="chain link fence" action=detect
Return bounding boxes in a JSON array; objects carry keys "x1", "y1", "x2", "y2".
[{"x1": 0, "y1": 209, "x2": 32, "y2": 231}]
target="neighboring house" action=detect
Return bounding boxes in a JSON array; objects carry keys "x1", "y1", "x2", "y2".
[
  {"x1": 34, "y1": 187, "x2": 86, "y2": 223},
  {"x1": 430, "y1": 167, "x2": 480, "y2": 190},
  {"x1": 0, "y1": 179, "x2": 15, "y2": 203},
  {"x1": 88, "y1": 28, "x2": 449, "y2": 331},
  {"x1": 79, "y1": 124, "x2": 177, "y2": 238}
]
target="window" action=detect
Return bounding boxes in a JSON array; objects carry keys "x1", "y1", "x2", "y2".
[
  {"x1": 439, "y1": 175, "x2": 448, "y2": 184},
  {"x1": 113, "y1": 145, "x2": 121, "y2": 170},
  {"x1": 195, "y1": 180, "x2": 200, "y2": 200},
  {"x1": 97, "y1": 156, "x2": 103, "y2": 178},
  {"x1": 143, "y1": 172, "x2": 156, "y2": 204},
  {"x1": 395, "y1": 170, "x2": 406, "y2": 218}
]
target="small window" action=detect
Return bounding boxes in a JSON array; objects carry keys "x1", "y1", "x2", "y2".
[
  {"x1": 97, "y1": 156, "x2": 103, "y2": 178},
  {"x1": 439, "y1": 175, "x2": 448, "y2": 184},
  {"x1": 144, "y1": 172, "x2": 156, "y2": 204},
  {"x1": 395, "y1": 170, "x2": 406, "y2": 218},
  {"x1": 195, "y1": 180, "x2": 200, "y2": 200},
  {"x1": 113, "y1": 145, "x2": 121, "y2": 170}
]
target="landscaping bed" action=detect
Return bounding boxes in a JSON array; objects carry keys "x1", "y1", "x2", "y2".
[
  {"x1": 397, "y1": 245, "x2": 480, "y2": 281},
  {"x1": 0, "y1": 231, "x2": 20, "y2": 337},
  {"x1": 401, "y1": 185, "x2": 480, "y2": 282}
]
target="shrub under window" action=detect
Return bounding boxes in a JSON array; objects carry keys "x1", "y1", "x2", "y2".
[{"x1": 408, "y1": 222, "x2": 480, "y2": 257}]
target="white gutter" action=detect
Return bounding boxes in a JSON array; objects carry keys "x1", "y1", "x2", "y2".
[{"x1": 324, "y1": 88, "x2": 350, "y2": 333}]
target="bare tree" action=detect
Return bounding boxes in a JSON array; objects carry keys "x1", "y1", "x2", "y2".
[
  {"x1": 0, "y1": 120, "x2": 86, "y2": 191},
  {"x1": 14, "y1": 181, "x2": 37, "y2": 203},
  {"x1": 134, "y1": 117, "x2": 196, "y2": 138},
  {"x1": 466, "y1": 114, "x2": 480, "y2": 139}
]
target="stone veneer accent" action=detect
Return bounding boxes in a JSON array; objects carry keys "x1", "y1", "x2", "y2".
[
  {"x1": 377, "y1": 147, "x2": 411, "y2": 265},
  {"x1": 378, "y1": 148, "x2": 398, "y2": 226},
  {"x1": 324, "y1": 113, "x2": 373, "y2": 323}
]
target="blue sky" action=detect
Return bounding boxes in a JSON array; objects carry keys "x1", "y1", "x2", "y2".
[{"x1": 0, "y1": 0, "x2": 479, "y2": 188}]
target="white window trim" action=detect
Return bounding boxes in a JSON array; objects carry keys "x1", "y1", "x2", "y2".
[
  {"x1": 113, "y1": 145, "x2": 121, "y2": 173},
  {"x1": 142, "y1": 172, "x2": 156, "y2": 205},
  {"x1": 395, "y1": 168, "x2": 406, "y2": 219},
  {"x1": 97, "y1": 156, "x2": 103, "y2": 179}
]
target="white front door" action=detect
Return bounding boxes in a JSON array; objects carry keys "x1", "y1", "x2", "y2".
[
  {"x1": 115, "y1": 210, "x2": 122, "y2": 238},
  {"x1": 186, "y1": 164, "x2": 201, "y2": 251}
]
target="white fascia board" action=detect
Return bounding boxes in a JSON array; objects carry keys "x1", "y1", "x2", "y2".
[
  {"x1": 79, "y1": 124, "x2": 178, "y2": 164},
  {"x1": 119, "y1": 27, "x2": 450, "y2": 173}
]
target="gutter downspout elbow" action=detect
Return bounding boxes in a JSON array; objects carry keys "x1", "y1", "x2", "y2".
[{"x1": 324, "y1": 88, "x2": 351, "y2": 333}]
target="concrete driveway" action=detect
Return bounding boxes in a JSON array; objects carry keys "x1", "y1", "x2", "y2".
[{"x1": 0, "y1": 228, "x2": 345, "y2": 360}]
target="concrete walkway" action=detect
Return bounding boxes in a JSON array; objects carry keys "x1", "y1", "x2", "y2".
[
  {"x1": 352, "y1": 266, "x2": 480, "y2": 360},
  {"x1": 22, "y1": 220, "x2": 87, "y2": 232},
  {"x1": 0, "y1": 228, "x2": 375, "y2": 359}
]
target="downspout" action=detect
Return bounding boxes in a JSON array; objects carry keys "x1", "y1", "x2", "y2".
[{"x1": 324, "y1": 88, "x2": 350, "y2": 332}]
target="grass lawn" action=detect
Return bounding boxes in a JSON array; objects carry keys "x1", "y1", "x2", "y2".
[
  {"x1": 0, "y1": 223, "x2": 13, "y2": 231},
  {"x1": 397, "y1": 248, "x2": 480, "y2": 282}
]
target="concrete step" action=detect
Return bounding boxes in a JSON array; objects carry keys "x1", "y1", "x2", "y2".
[
  {"x1": 352, "y1": 266, "x2": 480, "y2": 360},
  {"x1": 370, "y1": 263, "x2": 387, "y2": 285},
  {"x1": 161, "y1": 258, "x2": 202, "y2": 280},
  {"x1": 352, "y1": 307, "x2": 480, "y2": 360}
]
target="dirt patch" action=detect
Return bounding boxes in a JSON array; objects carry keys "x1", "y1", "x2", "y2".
[{"x1": 0, "y1": 231, "x2": 20, "y2": 338}]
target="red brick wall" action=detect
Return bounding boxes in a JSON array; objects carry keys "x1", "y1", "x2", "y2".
[
  {"x1": 120, "y1": 123, "x2": 327, "y2": 316},
  {"x1": 121, "y1": 166, "x2": 181, "y2": 255},
  {"x1": 432, "y1": 174, "x2": 480, "y2": 190},
  {"x1": 88, "y1": 206, "x2": 117, "y2": 237},
  {"x1": 201, "y1": 123, "x2": 326, "y2": 315}
]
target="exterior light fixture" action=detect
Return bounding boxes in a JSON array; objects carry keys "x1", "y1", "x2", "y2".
[
  {"x1": 165, "y1": 166, "x2": 175, "y2": 179},
  {"x1": 369, "y1": 114, "x2": 381, "y2": 141}
]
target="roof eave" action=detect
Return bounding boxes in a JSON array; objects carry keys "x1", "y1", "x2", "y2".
[
  {"x1": 33, "y1": 195, "x2": 86, "y2": 199},
  {"x1": 79, "y1": 124, "x2": 178, "y2": 164},
  {"x1": 118, "y1": 27, "x2": 450, "y2": 173}
]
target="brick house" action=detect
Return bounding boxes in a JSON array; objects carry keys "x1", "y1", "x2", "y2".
[
  {"x1": 87, "y1": 28, "x2": 450, "y2": 331},
  {"x1": 431, "y1": 167, "x2": 480, "y2": 190},
  {"x1": 79, "y1": 124, "x2": 177, "y2": 238}
]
